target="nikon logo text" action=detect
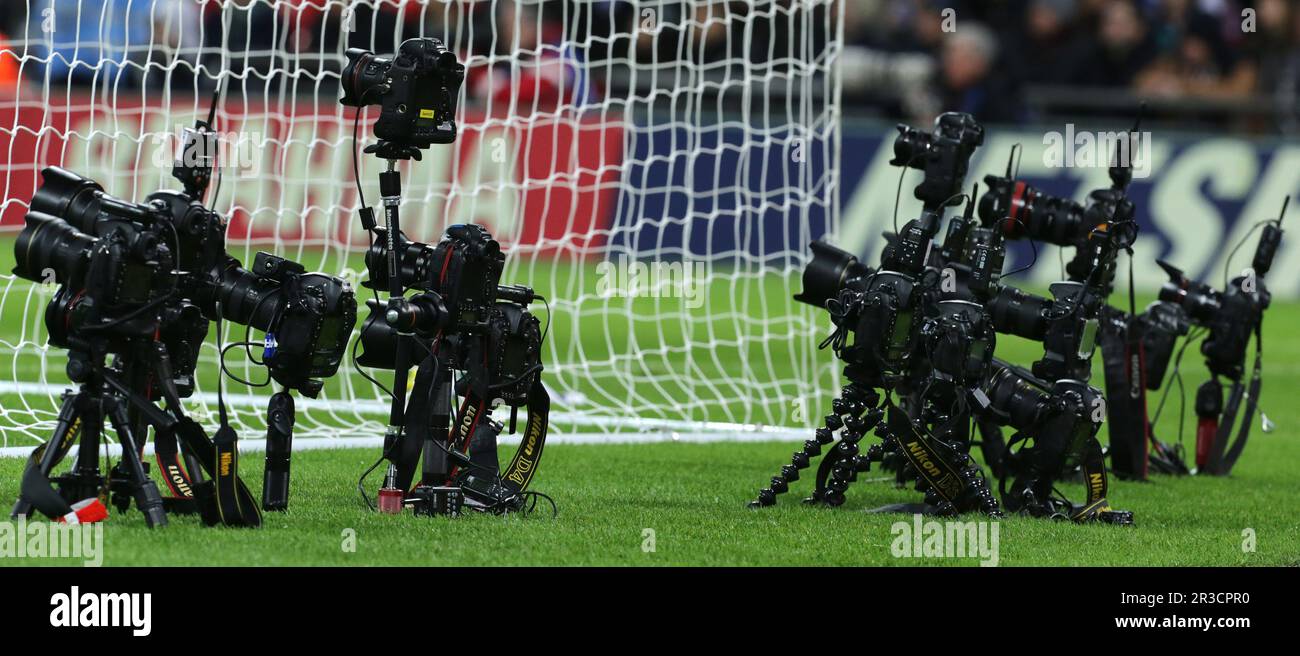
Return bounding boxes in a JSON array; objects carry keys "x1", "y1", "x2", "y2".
[
  {"x1": 50, "y1": 586, "x2": 152, "y2": 636},
  {"x1": 905, "y1": 440, "x2": 942, "y2": 479}
]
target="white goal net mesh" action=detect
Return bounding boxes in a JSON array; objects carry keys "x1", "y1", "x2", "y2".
[{"x1": 0, "y1": 0, "x2": 842, "y2": 448}]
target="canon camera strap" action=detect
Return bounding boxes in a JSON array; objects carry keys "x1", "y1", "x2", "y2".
[
  {"x1": 1099, "y1": 312, "x2": 1151, "y2": 480},
  {"x1": 1204, "y1": 325, "x2": 1263, "y2": 476}
]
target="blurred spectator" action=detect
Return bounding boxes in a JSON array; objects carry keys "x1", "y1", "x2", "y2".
[
  {"x1": 1075, "y1": 0, "x2": 1158, "y2": 88},
  {"x1": 1135, "y1": 0, "x2": 1255, "y2": 98},
  {"x1": 0, "y1": 0, "x2": 1296, "y2": 131},
  {"x1": 1014, "y1": 0, "x2": 1093, "y2": 85},
  {"x1": 467, "y1": 0, "x2": 597, "y2": 116},
  {"x1": 936, "y1": 22, "x2": 1026, "y2": 123}
]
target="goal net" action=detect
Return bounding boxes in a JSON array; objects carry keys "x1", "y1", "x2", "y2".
[{"x1": 0, "y1": 0, "x2": 842, "y2": 449}]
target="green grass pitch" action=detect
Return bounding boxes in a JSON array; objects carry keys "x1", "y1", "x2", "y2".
[{"x1": 1, "y1": 236, "x2": 1297, "y2": 566}]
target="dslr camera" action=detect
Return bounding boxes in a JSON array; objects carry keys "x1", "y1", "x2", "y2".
[
  {"x1": 14, "y1": 167, "x2": 356, "y2": 397},
  {"x1": 356, "y1": 224, "x2": 542, "y2": 405},
  {"x1": 341, "y1": 37, "x2": 465, "y2": 149}
]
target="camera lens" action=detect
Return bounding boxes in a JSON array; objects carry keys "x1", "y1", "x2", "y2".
[
  {"x1": 890, "y1": 126, "x2": 931, "y2": 168},
  {"x1": 364, "y1": 238, "x2": 439, "y2": 292},
  {"x1": 13, "y1": 211, "x2": 96, "y2": 285},
  {"x1": 340, "y1": 48, "x2": 390, "y2": 107},
  {"x1": 794, "y1": 241, "x2": 871, "y2": 309},
  {"x1": 213, "y1": 261, "x2": 280, "y2": 331},
  {"x1": 986, "y1": 363, "x2": 1047, "y2": 430},
  {"x1": 30, "y1": 167, "x2": 104, "y2": 232},
  {"x1": 987, "y1": 287, "x2": 1049, "y2": 340}
]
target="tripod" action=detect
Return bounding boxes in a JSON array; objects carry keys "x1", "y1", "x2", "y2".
[
  {"x1": 351, "y1": 140, "x2": 453, "y2": 509},
  {"x1": 11, "y1": 350, "x2": 168, "y2": 528}
]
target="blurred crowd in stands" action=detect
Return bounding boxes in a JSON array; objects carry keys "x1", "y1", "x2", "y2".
[{"x1": 0, "y1": 0, "x2": 1297, "y2": 131}]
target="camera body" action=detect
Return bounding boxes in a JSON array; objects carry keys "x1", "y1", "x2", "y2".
[
  {"x1": 357, "y1": 224, "x2": 542, "y2": 403},
  {"x1": 1136, "y1": 300, "x2": 1191, "y2": 389},
  {"x1": 1156, "y1": 260, "x2": 1269, "y2": 380},
  {"x1": 920, "y1": 300, "x2": 996, "y2": 388},
  {"x1": 364, "y1": 224, "x2": 515, "y2": 334},
  {"x1": 892, "y1": 112, "x2": 985, "y2": 210},
  {"x1": 341, "y1": 37, "x2": 465, "y2": 148},
  {"x1": 986, "y1": 281, "x2": 1100, "y2": 382},
  {"x1": 217, "y1": 253, "x2": 357, "y2": 397},
  {"x1": 984, "y1": 364, "x2": 1110, "y2": 514},
  {"x1": 12, "y1": 167, "x2": 356, "y2": 397}
]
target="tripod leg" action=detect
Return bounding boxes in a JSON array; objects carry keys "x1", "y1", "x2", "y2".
[
  {"x1": 262, "y1": 391, "x2": 295, "y2": 511},
  {"x1": 105, "y1": 399, "x2": 167, "y2": 528},
  {"x1": 748, "y1": 384, "x2": 878, "y2": 507},
  {"x1": 11, "y1": 391, "x2": 83, "y2": 518},
  {"x1": 421, "y1": 368, "x2": 452, "y2": 485}
]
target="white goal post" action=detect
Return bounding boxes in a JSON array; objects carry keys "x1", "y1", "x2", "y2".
[{"x1": 0, "y1": 0, "x2": 843, "y2": 449}]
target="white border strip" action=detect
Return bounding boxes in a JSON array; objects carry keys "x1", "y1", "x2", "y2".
[
  {"x1": 0, "y1": 429, "x2": 807, "y2": 458},
  {"x1": 0, "y1": 381, "x2": 809, "y2": 456}
]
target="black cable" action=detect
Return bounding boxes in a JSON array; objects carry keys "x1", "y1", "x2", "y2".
[
  {"x1": 891, "y1": 151, "x2": 924, "y2": 234},
  {"x1": 1222, "y1": 219, "x2": 1273, "y2": 288},
  {"x1": 1000, "y1": 214, "x2": 1040, "y2": 278},
  {"x1": 538, "y1": 294, "x2": 551, "y2": 347},
  {"x1": 219, "y1": 341, "x2": 272, "y2": 387},
  {"x1": 350, "y1": 329, "x2": 395, "y2": 399},
  {"x1": 82, "y1": 293, "x2": 176, "y2": 332},
  {"x1": 1151, "y1": 327, "x2": 1203, "y2": 425}
]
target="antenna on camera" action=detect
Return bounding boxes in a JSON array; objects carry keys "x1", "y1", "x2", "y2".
[
  {"x1": 1109, "y1": 103, "x2": 1145, "y2": 192},
  {"x1": 173, "y1": 83, "x2": 223, "y2": 201}
]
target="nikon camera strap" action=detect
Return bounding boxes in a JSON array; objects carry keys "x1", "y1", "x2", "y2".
[
  {"x1": 454, "y1": 379, "x2": 550, "y2": 493},
  {"x1": 887, "y1": 404, "x2": 969, "y2": 504},
  {"x1": 1069, "y1": 436, "x2": 1115, "y2": 522},
  {"x1": 184, "y1": 315, "x2": 260, "y2": 527}
]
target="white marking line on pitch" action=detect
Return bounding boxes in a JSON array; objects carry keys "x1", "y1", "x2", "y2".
[
  {"x1": 0, "y1": 381, "x2": 809, "y2": 456},
  {"x1": 0, "y1": 430, "x2": 807, "y2": 458}
]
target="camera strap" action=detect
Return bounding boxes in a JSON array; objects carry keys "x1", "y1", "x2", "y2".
[
  {"x1": 209, "y1": 396, "x2": 262, "y2": 527},
  {"x1": 17, "y1": 434, "x2": 82, "y2": 521},
  {"x1": 1099, "y1": 311, "x2": 1151, "y2": 480},
  {"x1": 1069, "y1": 436, "x2": 1115, "y2": 522},
  {"x1": 153, "y1": 423, "x2": 198, "y2": 513},
  {"x1": 500, "y1": 379, "x2": 549, "y2": 493},
  {"x1": 451, "y1": 380, "x2": 549, "y2": 493},
  {"x1": 183, "y1": 314, "x2": 261, "y2": 527},
  {"x1": 1204, "y1": 326, "x2": 1263, "y2": 475},
  {"x1": 886, "y1": 403, "x2": 969, "y2": 504},
  {"x1": 394, "y1": 353, "x2": 444, "y2": 491}
]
